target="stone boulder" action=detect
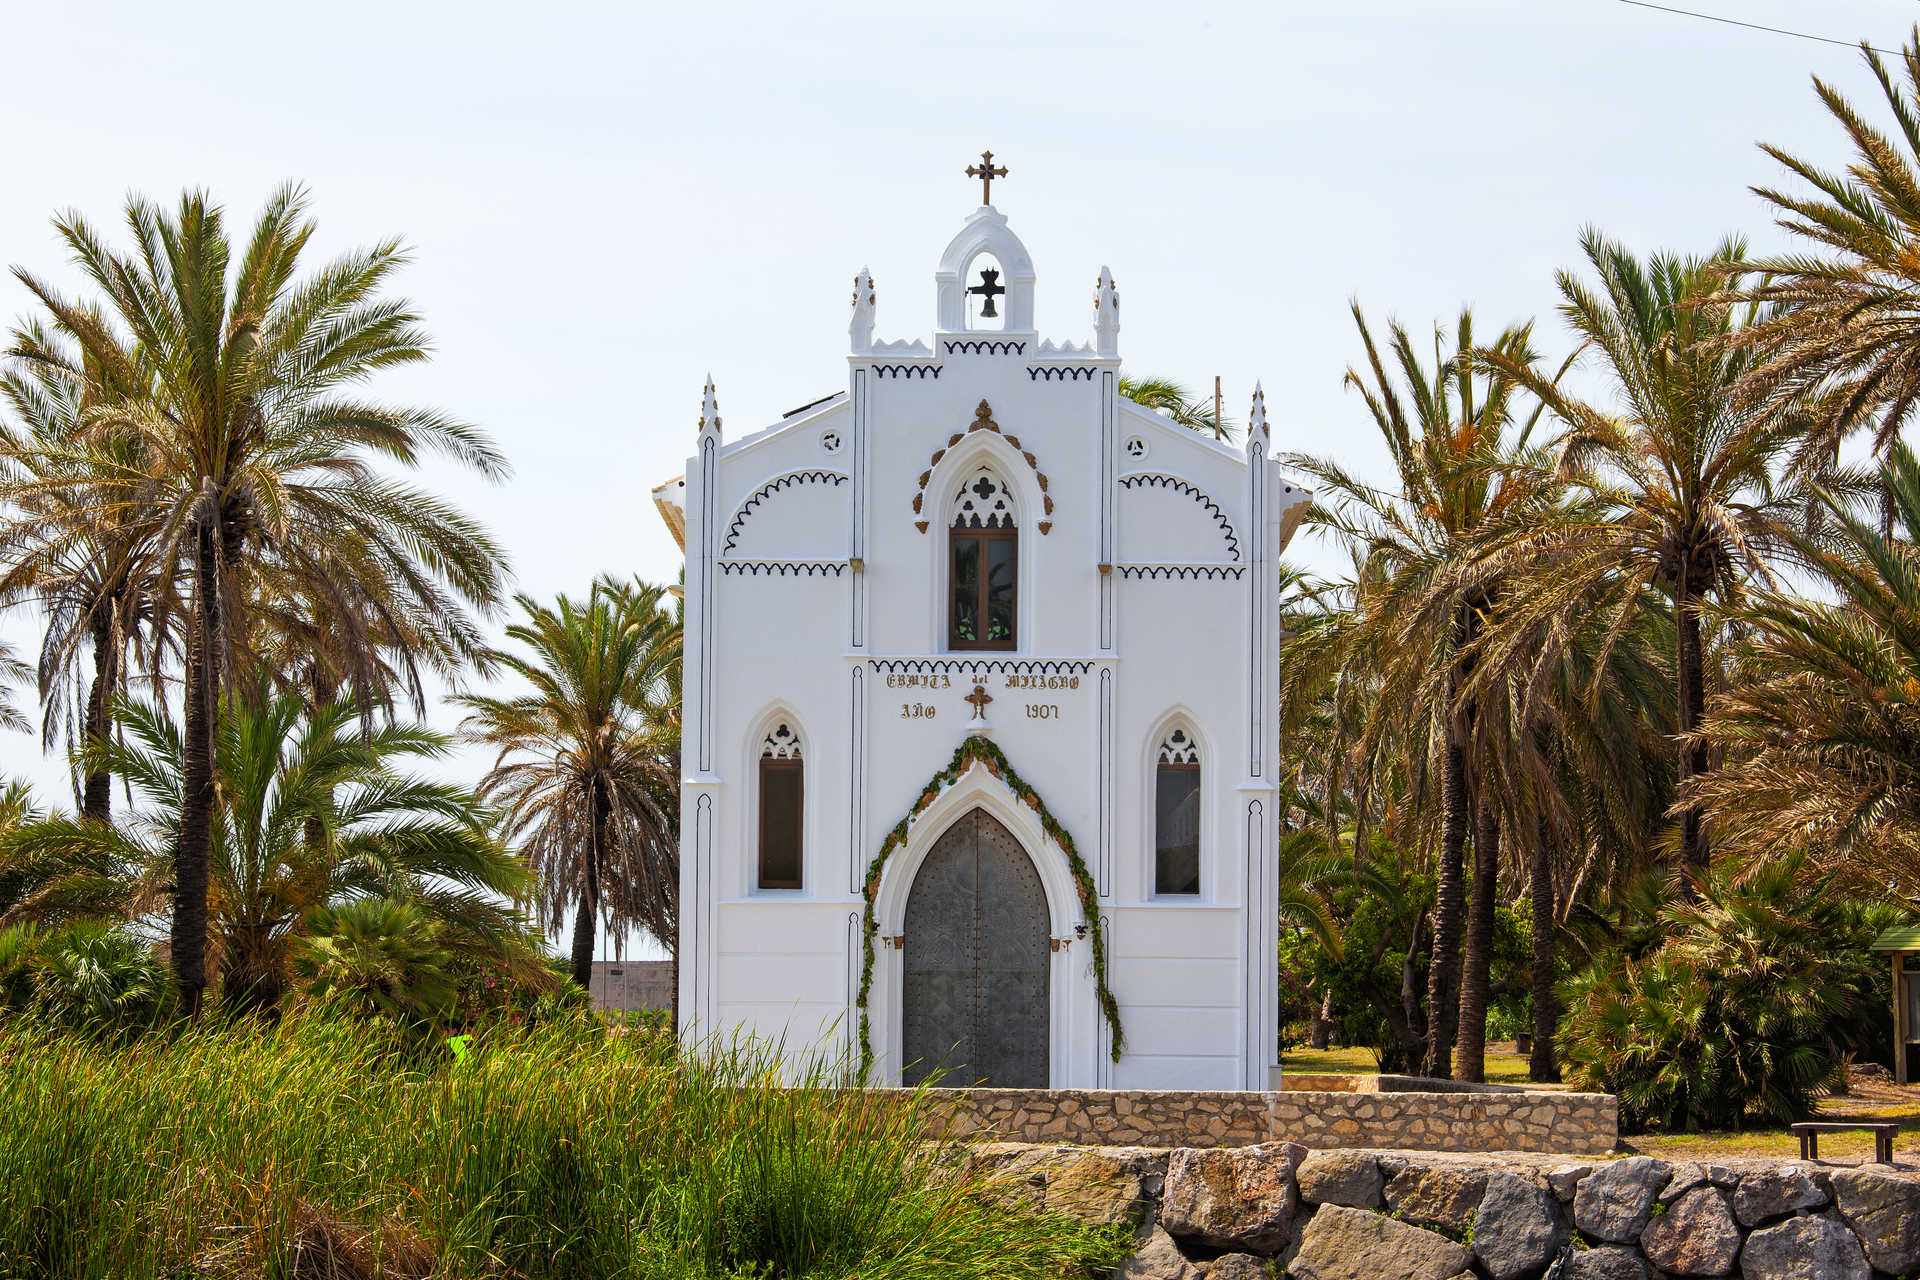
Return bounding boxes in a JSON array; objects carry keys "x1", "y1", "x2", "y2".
[
  {"x1": 1383, "y1": 1164, "x2": 1487, "y2": 1236},
  {"x1": 1564, "y1": 1245, "x2": 1650, "y2": 1280},
  {"x1": 1730, "y1": 1166, "x2": 1827, "y2": 1227},
  {"x1": 1828, "y1": 1165, "x2": 1920, "y2": 1275},
  {"x1": 1160, "y1": 1142, "x2": 1304, "y2": 1253},
  {"x1": 1473, "y1": 1171, "x2": 1568, "y2": 1280},
  {"x1": 1639, "y1": 1186, "x2": 1740, "y2": 1276},
  {"x1": 1574, "y1": 1157, "x2": 1672, "y2": 1243},
  {"x1": 1204, "y1": 1254, "x2": 1271, "y2": 1280},
  {"x1": 1287, "y1": 1205, "x2": 1473, "y2": 1280},
  {"x1": 968, "y1": 1143, "x2": 1165, "y2": 1227},
  {"x1": 1544, "y1": 1163, "x2": 1593, "y2": 1203},
  {"x1": 1738, "y1": 1213, "x2": 1870, "y2": 1280},
  {"x1": 1112, "y1": 1224, "x2": 1203, "y2": 1280},
  {"x1": 1295, "y1": 1150, "x2": 1383, "y2": 1209}
]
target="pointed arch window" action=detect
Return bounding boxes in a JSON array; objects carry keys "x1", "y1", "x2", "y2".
[
  {"x1": 949, "y1": 466, "x2": 1017, "y2": 650},
  {"x1": 1155, "y1": 728, "x2": 1201, "y2": 895},
  {"x1": 759, "y1": 724, "x2": 803, "y2": 890}
]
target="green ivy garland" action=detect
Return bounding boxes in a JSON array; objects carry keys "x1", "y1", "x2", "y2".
[{"x1": 855, "y1": 734, "x2": 1123, "y2": 1075}]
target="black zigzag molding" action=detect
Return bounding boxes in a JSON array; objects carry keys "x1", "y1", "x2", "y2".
[
  {"x1": 1028, "y1": 366, "x2": 1100, "y2": 381},
  {"x1": 1117, "y1": 564, "x2": 1247, "y2": 581},
  {"x1": 1116, "y1": 473, "x2": 1241, "y2": 561},
  {"x1": 868, "y1": 657, "x2": 1097, "y2": 676},
  {"x1": 943, "y1": 339, "x2": 1027, "y2": 356},
  {"x1": 872, "y1": 364, "x2": 941, "y2": 379},
  {"x1": 718, "y1": 560, "x2": 847, "y2": 577},
  {"x1": 722, "y1": 471, "x2": 848, "y2": 553}
]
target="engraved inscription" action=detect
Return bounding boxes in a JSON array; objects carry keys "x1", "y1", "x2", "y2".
[
  {"x1": 1004, "y1": 674, "x2": 1079, "y2": 691},
  {"x1": 900, "y1": 702, "x2": 937, "y2": 720},
  {"x1": 1025, "y1": 704, "x2": 1059, "y2": 719},
  {"x1": 887, "y1": 673, "x2": 953, "y2": 690}
]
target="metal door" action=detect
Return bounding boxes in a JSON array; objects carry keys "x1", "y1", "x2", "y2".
[{"x1": 901, "y1": 809, "x2": 1050, "y2": 1087}]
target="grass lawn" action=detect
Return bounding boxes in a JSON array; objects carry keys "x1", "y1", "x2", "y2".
[
  {"x1": 1283, "y1": 1042, "x2": 1562, "y2": 1089},
  {"x1": 1284, "y1": 1045, "x2": 1920, "y2": 1164}
]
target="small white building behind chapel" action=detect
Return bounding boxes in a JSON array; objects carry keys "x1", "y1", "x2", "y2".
[{"x1": 664, "y1": 163, "x2": 1310, "y2": 1089}]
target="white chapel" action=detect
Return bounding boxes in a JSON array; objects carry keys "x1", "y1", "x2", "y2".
[{"x1": 660, "y1": 159, "x2": 1311, "y2": 1090}]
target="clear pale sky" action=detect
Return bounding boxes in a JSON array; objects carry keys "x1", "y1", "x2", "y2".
[{"x1": 2, "y1": 0, "x2": 1914, "y2": 958}]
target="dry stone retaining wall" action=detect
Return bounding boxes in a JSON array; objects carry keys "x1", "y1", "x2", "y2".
[
  {"x1": 921, "y1": 1087, "x2": 1617, "y2": 1155},
  {"x1": 962, "y1": 1142, "x2": 1920, "y2": 1280}
]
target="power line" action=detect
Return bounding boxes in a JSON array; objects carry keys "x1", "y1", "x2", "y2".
[{"x1": 1614, "y1": 1, "x2": 1897, "y2": 57}]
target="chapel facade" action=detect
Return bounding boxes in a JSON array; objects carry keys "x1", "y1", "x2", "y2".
[{"x1": 662, "y1": 168, "x2": 1310, "y2": 1089}]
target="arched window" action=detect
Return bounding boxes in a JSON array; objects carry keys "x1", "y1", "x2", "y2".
[
  {"x1": 1155, "y1": 728, "x2": 1201, "y2": 895},
  {"x1": 949, "y1": 466, "x2": 1017, "y2": 650},
  {"x1": 758, "y1": 723, "x2": 803, "y2": 889}
]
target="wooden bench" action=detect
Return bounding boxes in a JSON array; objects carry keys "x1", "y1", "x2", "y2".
[{"x1": 1789, "y1": 1121, "x2": 1902, "y2": 1164}]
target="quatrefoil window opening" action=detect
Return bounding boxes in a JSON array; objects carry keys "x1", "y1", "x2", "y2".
[
  {"x1": 951, "y1": 466, "x2": 1016, "y2": 529},
  {"x1": 761, "y1": 724, "x2": 802, "y2": 759},
  {"x1": 820, "y1": 429, "x2": 842, "y2": 455},
  {"x1": 1157, "y1": 728, "x2": 1199, "y2": 766},
  {"x1": 1124, "y1": 435, "x2": 1147, "y2": 460}
]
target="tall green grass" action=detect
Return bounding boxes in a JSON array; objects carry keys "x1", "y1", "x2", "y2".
[{"x1": 0, "y1": 1017, "x2": 1123, "y2": 1279}]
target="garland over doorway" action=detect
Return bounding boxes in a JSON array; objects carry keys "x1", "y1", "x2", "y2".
[{"x1": 856, "y1": 734, "x2": 1122, "y2": 1075}]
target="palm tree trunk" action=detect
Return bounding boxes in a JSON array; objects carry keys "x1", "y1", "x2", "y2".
[
  {"x1": 172, "y1": 530, "x2": 221, "y2": 1016},
  {"x1": 81, "y1": 607, "x2": 117, "y2": 823},
  {"x1": 570, "y1": 779, "x2": 608, "y2": 991},
  {"x1": 1424, "y1": 716, "x2": 1468, "y2": 1079},
  {"x1": 1529, "y1": 814, "x2": 1561, "y2": 1083},
  {"x1": 1456, "y1": 801, "x2": 1498, "y2": 1083},
  {"x1": 1676, "y1": 573, "x2": 1710, "y2": 877}
]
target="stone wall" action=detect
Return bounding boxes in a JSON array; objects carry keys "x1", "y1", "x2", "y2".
[
  {"x1": 964, "y1": 1142, "x2": 1920, "y2": 1280},
  {"x1": 921, "y1": 1087, "x2": 1617, "y2": 1155}
]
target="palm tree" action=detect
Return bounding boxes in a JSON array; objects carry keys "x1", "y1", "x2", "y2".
[
  {"x1": 457, "y1": 578, "x2": 682, "y2": 994},
  {"x1": 1285, "y1": 304, "x2": 1555, "y2": 1079},
  {"x1": 7, "y1": 186, "x2": 511, "y2": 1011},
  {"x1": 1474, "y1": 231, "x2": 1825, "y2": 877},
  {"x1": 1688, "y1": 442, "x2": 1920, "y2": 895},
  {"x1": 0, "y1": 684, "x2": 530, "y2": 1012},
  {"x1": 1726, "y1": 28, "x2": 1920, "y2": 491},
  {"x1": 0, "y1": 319, "x2": 167, "y2": 820},
  {"x1": 1118, "y1": 376, "x2": 1234, "y2": 440}
]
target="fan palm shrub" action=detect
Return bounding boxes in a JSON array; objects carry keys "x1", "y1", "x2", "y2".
[
  {"x1": 1558, "y1": 854, "x2": 1899, "y2": 1130},
  {"x1": 293, "y1": 897, "x2": 458, "y2": 1022},
  {"x1": 5, "y1": 186, "x2": 511, "y2": 1011},
  {"x1": 0, "y1": 683, "x2": 531, "y2": 1014},
  {"x1": 459, "y1": 578, "x2": 681, "y2": 993}
]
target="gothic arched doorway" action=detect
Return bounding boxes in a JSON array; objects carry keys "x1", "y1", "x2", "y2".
[{"x1": 901, "y1": 808, "x2": 1050, "y2": 1087}]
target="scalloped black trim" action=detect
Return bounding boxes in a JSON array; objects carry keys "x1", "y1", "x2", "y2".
[
  {"x1": 1028, "y1": 366, "x2": 1099, "y2": 381},
  {"x1": 721, "y1": 471, "x2": 849, "y2": 554},
  {"x1": 867, "y1": 657, "x2": 1097, "y2": 674},
  {"x1": 943, "y1": 339, "x2": 1027, "y2": 355},
  {"x1": 1116, "y1": 473, "x2": 1241, "y2": 560},
  {"x1": 1117, "y1": 564, "x2": 1247, "y2": 580},
  {"x1": 717, "y1": 560, "x2": 847, "y2": 577},
  {"x1": 871, "y1": 364, "x2": 941, "y2": 379}
]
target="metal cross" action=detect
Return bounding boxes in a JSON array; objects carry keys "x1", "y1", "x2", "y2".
[
  {"x1": 965, "y1": 683, "x2": 994, "y2": 721},
  {"x1": 966, "y1": 150, "x2": 1008, "y2": 204},
  {"x1": 967, "y1": 268, "x2": 1005, "y2": 318}
]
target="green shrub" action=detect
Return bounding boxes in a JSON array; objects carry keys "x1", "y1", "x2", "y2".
[
  {"x1": 293, "y1": 896, "x2": 458, "y2": 1022},
  {"x1": 0, "y1": 1015, "x2": 1123, "y2": 1279},
  {"x1": 1558, "y1": 855, "x2": 1906, "y2": 1131}
]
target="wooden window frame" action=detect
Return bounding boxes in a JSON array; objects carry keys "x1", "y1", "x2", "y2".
[
  {"x1": 948, "y1": 524, "x2": 1018, "y2": 651},
  {"x1": 1154, "y1": 759, "x2": 1202, "y2": 896},
  {"x1": 757, "y1": 755, "x2": 804, "y2": 890}
]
